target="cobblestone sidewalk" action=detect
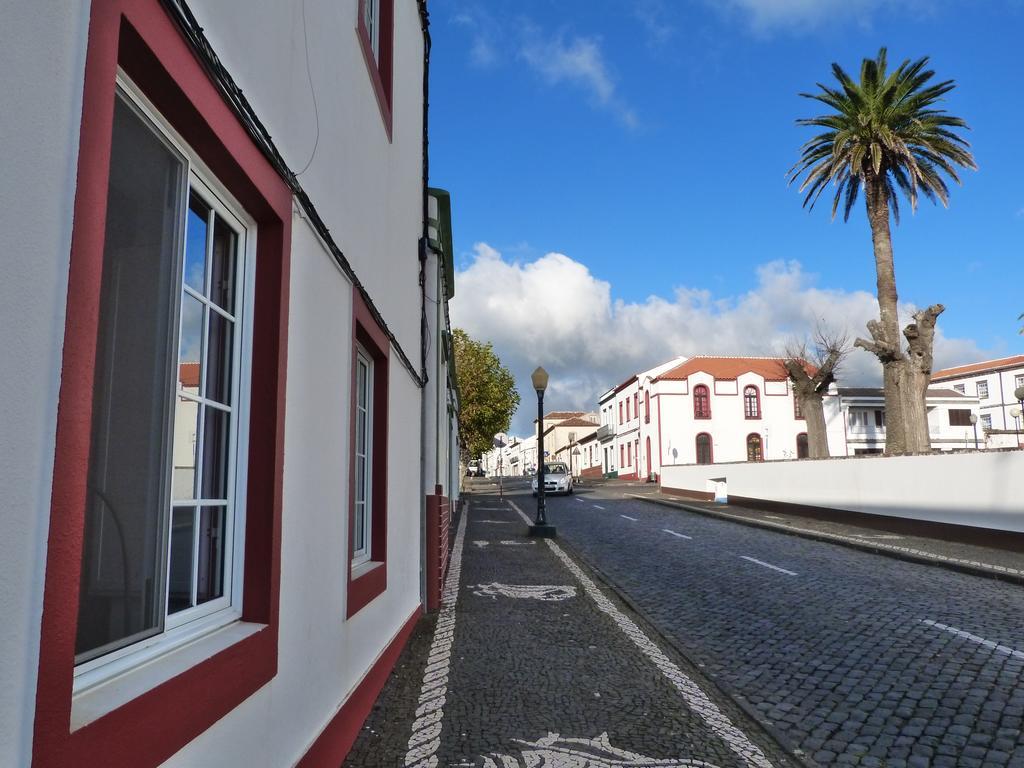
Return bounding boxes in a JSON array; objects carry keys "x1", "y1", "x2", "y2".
[{"x1": 343, "y1": 492, "x2": 800, "y2": 768}]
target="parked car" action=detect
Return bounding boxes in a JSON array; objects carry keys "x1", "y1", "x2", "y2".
[
  {"x1": 466, "y1": 463, "x2": 485, "y2": 477},
  {"x1": 532, "y1": 462, "x2": 573, "y2": 496}
]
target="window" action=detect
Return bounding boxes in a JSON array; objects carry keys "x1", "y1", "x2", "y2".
[
  {"x1": 949, "y1": 409, "x2": 972, "y2": 426},
  {"x1": 348, "y1": 293, "x2": 390, "y2": 617},
  {"x1": 619, "y1": 402, "x2": 623, "y2": 424},
  {"x1": 626, "y1": 398, "x2": 631, "y2": 421},
  {"x1": 627, "y1": 442, "x2": 632, "y2": 465},
  {"x1": 356, "y1": 0, "x2": 394, "y2": 138},
  {"x1": 746, "y1": 433, "x2": 763, "y2": 462},
  {"x1": 633, "y1": 393, "x2": 638, "y2": 419},
  {"x1": 794, "y1": 395, "x2": 804, "y2": 420},
  {"x1": 796, "y1": 433, "x2": 809, "y2": 459},
  {"x1": 645, "y1": 391, "x2": 650, "y2": 423},
  {"x1": 75, "y1": 85, "x2": 251, "y2": 667},
  {"x1": 977, "y1": 380, "x2": 989, "y2": 399},
  {"x1": 695, "y1": 433, "x2": 713, "y2": 465},
  {"x1": 1016, "y1": 374, "x2": 1024, "y2": 389},
  {"x1": 953, "y1": 383, "x2": 965, "y2": 394},
  {"x1": 849, "y1": 410, "x2": 869, "y2": 428},
  {"x1": 620, "y1": 445, "x2": 624, "y2": 466},
  {"x1": 743, "y1": 386, "x2": 761, "y2": 419},
  {"x1": 981, "y1": 414, "x2": 992, "y2": 429},
  {"x1": 694, "y1": 385, "x2": 711, "y2": 419},
  {"x1": 874, "y1": 410, "x2": 885, "y2": 428}
]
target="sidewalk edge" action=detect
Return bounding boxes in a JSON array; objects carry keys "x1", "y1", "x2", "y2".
[{"x1": 626, "y1": 493, "x2": 1024, "y2": 587}]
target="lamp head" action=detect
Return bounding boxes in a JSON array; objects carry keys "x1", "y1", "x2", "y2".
[
  {"x1": 1015, "y1": 385, "x2": 1024, "y2": 402},
  {"x1": 531, "y1": 366, "x2": 549, "y2": 393},
  {"x1": 970, "y1": 413, "x2": 978, "y2": 425},
  {"x1": 1011, "y1": 406, "x2": 1022, "y2": 419}
]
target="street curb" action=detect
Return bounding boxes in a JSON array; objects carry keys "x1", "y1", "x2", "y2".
[
  {"x1": 549, "y1": 532, "x2": 818, "y2": 768},
  {"x1": 625, "y1": 493, "x2": 1024, "y2": 588}
]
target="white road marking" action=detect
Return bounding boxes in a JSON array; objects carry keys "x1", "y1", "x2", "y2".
[
  {"x1": 851, "y1": 534, "x2": 904, "y2": 540},
  {"x1": 662, "y1": 529, "x2": 693, "y2": 540},
  {"x1": 505, "y1": 499, "x2": 774, "y2": 768},
  {"x1": 764, "y1": 515, "x2": 787, "y2": 521},
  {"x1": 477, "y1": 520, "x2": 511, "y2": 524},
  {"x1": 592, "y1": 505, "x2": 606, "y2": 510},
  {"x1": 739, "y1": 556, "x2": 797, "y2": 576},
  {"x1": 404, "y1": 505, "x2": 469, "y2": 767},
  {"x1": 922, "y1": 619, "x2": 1024, "y2": 660},
  {"x1": 576, "y1": 497, "x2": 586, "y2": 503},
  {"x1": 620, "y1": 515, "x2": 638, "y2": 522}
]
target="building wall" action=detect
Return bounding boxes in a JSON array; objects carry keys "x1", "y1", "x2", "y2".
[
  {"x1": 0, "y1": 3, "x2": 91, "y2": 764},
  {"x1": 661, "y1": 451, "x2": 1024, "y2": 533},
  {"x1": 934, "y1": 366, "x2": 1024, "y2": 431},
  {"x1": 1, "y1": 0, "x2": 433, "y2": 765}
]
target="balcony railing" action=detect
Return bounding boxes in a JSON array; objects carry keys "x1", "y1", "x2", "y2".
[{"x1": 596, "y1": 423, "x2": 615, "y2": 440}]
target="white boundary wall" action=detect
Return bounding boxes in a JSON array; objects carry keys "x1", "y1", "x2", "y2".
[{"x1": 660, "y1": 451, "x2": 1024, "y2": 533}]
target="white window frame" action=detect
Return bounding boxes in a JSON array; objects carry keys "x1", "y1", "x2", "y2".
[
  {"x1": 74, "y1": 72, "x2": 256, "y2": 694},
  {"x1": 364, "y1": 0, "x2": 381, "y2": 61},
  {"x1": 977, "y1": 380, "x2": 989, "y2": 399},
  {"x1": 981, "y1": 414, "x2": 992, "y2": 430},
  {"x1": 352, "y1": 346, "x2": 374, "y2": 568}
]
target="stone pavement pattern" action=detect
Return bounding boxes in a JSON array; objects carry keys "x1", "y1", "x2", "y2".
[
  {"x1": 545, "y1": 485, "x2": 1024, "y2": 768},
  {"x1": 344, "y1": 492, "x2": 798, "y2": 768}
]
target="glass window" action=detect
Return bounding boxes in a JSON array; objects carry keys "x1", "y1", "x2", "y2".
[
  {"x1": 743, "y1": 386, "x2": 761, "y2": 419},
  {"x1": 976, "y1": 380, "x2": 989, "y2": 399},
  {"x1": 948, "y1": 409, "x2": 972, "y2": 427},
  {"x1": 796, "y1": 433, "x2": 809, "y2": 459},
  {"x1": 981, "y1": 414, "x2": 992, "y2": 429},
  {"x1": 746, "y1": 433, "x2": 763, "y2": 462},
  {"x1": 1015, "y1": 374, "x2": 1024, "y2": 389},
  {"x1": 363, "y1": 0, "x2": 380, "y2": 61},
  {"x1": 353, "y1": 349, "x2": 373, "y2": 565},
  {"x1": 953, "y1": 383, "x2": 965, "y2": 394},
  {"x1": 694, "y1": 385, "x2": 711, "y2": 419},
  {"x1": 76, "y1": 87, "x2": 249, "y2": 666},
  {"x1": 695, "y1": 433, "x2": 713, "y2": 465}
]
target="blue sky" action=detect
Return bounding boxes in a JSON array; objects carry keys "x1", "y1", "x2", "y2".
[{"x1": 433, "y1": 0, "x2": 1024, "y2": 434}]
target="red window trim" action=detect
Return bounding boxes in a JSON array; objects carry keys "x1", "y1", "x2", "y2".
[
  {"x1": 693, "y1": 384, "x2": 711, "y2": 419},
  {"x1": 619, "y1": 402, "x2": 623, "y2": 424},
  {"x1": 746, "y1": 433, "x2": 764, "y2": 462},
  {"x1": 620, "y1": 445, "x2": 624, "y2": 466},
  {"x1": 33, "y1": 4, "x2": 292, "y2": 767},
  {"x1": 633, "y1": 393, "x2": 638, "y2": 420},
  {"x1": 626, "y1": 398, "x2": 631, "y2": 421},
  {"x1": 743, "y1": 385, "x2": 762, "y2": 420},
  {"x1": 356, "y1": 0, "x2": 394, "y2": 142},
  {"x1": 644, "y1": 391, "x2": 650, "y2": 423},
  {"x1": 347, "y1": 290, "x2": 390, "y2": 619},
  {"x1": 695, "y1": 432, "x2": 713, "y2": 465}
]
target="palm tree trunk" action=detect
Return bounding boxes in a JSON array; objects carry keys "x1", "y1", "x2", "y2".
[{"x1": 856, "y1": 174, "x2": 940, "y2": 455}]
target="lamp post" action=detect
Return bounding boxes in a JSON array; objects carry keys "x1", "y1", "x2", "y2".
[
  {"x1": 1011, "y1": 405, "x2": 1023, "y2": 448},
  {"x1": 529, "y1": 367, "x2": 555, "y2": 537},
  {"x1": 969, "y1": 413, "x2": 978, "y2": 450},
  {"x1": 1016, "y1": 387, "x2": 1024, "y2": 447}
]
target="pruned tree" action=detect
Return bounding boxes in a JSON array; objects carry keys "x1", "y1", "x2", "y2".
[
  {"x1": 452, "y1": 328, "x2": 520, "y2": 462},
  {"x1": 789, "y1": 48, "x2": 976, "y2": 455},
  {"x1": 782, "y1": 327, "x2": 850, "y2": 458}
]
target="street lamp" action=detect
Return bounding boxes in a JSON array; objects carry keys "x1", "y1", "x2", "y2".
[
  {"x1": 1011, "y1": 405, "x2": 1023, "y2": 448},
  {"x1": 969, "y1": 413, "x2": 979, "y2": 450},
  {"x1": 529, "y1": 367, "x2": 555, "y2": 537},
  {"x1": 1016, "y1": 387, "x2": 1024, "y2": 447}
]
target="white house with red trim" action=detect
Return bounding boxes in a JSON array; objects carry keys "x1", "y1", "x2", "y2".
[
  {"x1": 932, "y1": 355, "x2": 1024, "y2": 441},
  {"x1": 2, "y1": 2, "x2": 461, "y2": 766}
]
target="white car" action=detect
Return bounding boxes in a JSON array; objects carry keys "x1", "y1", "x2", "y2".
[{"x1": 532, "y1": 462, "x2": 573, "y2": 496}]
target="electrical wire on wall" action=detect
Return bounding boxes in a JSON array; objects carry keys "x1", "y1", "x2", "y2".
[{"x1": 294, "y1": 0, "x2": 320, "y2": 177}]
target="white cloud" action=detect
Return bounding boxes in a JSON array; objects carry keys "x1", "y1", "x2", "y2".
[
  {"x1": 519, "y1": 30, "x2": 638, "y2": 129},
  {"x1": 452, "y1": 10, "x2": 499, "y2": 68},
  {"x1": 452, "y1": 243, "x2": 988, "y2": 435},
  {"x1": 713, "y1": 0, "x2": 932, "y2": 35}
]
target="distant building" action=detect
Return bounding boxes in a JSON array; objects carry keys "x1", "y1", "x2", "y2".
[{"x1": 932, "y1": 355, "x2": 1024, "y2": 440}]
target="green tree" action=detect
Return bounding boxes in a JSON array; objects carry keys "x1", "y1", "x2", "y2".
[
  {"x1": 452, "y1": 328, "x2": 520, "y2": 461},
  {"x1": 789, "y1": 48, "x2": 976, "y2": 455}
]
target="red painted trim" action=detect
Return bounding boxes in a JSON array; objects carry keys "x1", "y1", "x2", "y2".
[
  {"x1": 743, "y1": 386, "x2": 762, "y2": 419},
  {"x1": 356, "y1": 0, "x2": 394, "y2": 142},
  {"x1": 348, "y1": 290, "x2": 390, "y2": 619},
  {"x1": 33, "y1": 3, "x2": 291, "y2": 767},
  {"x1": 695, "y1": 432, "x2": 714, "y2": 465},
  {"x1": 693, "y1": 384, "x2": 711, "y2": 419},
  {"x1": 656, "y1": 395, "x2": 664, "y2": 473},
  {"x1": 297, "y1": 607, "x2": 421, "y2": 768}
]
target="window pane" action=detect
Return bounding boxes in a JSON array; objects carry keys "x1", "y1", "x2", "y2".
[
  {"x1": 178, "y1": 292, "x2": 204, "y2": 382},
  {"x1": 201, "y1": 406, "x2": 231, "y2": 500},
  {"x1": 172, "y1": 396, "x2": 199, "y2": 500},
  {"x1": 76, "y1": 95, "x2": 185, "y2": 660},
  {"x1": 184, "y1": 196, "x2": 209, "y2": 293},
  {"x1": 205, "y1": 310, "x2": 234, "y2": 405},
  {"x1": 210, "y1": 215, "x2": 237, "y2": 313},
  {"x1": 196, "y1": 506, "x2": 226, "y2": 604},
  {"x1": 168, "y1": 507, "x2": 195, "y2": 615}
]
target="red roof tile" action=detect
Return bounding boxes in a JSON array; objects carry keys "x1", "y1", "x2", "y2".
[
  {"x1": 932, "y1": 355, "x2": 1024, "y2": 381},
  {"x1": 654, "y1": 356, "x2": 814, "y2": 382},
  {"x1": 179, "y1": 362, "x2": 200, "y2": 388}
]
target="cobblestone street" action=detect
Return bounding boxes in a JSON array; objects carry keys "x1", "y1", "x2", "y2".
[{"x1": 345, "y1": 489, "x2": 798, "y2": 768}]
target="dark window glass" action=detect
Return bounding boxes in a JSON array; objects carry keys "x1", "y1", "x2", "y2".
[
  {"x1": 696, "y1": 433, "x2": 713, "y2": 464},
  {"x1": 796, "y1": 433, "x2": 809, "y2": 459},
  {"x1": 949, "y1": 409, "x2": 972, "y2": 427},
  {"x1": 76, "y1": 95, "x2": 186, "y2": 660},
  {"x1": 694, "y1": 385, "x2": 711, "y2": 418},
  {"x1": 744, "y1": 386, "x2": 761, "y2": 419},
  {"x1": 746, "y1": 434, "x2": 763, "y2": 462}
]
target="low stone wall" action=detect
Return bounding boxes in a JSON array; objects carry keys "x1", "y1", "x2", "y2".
[{"x1": 659, "y1": 450, "x2": 1024, "y2": 533}]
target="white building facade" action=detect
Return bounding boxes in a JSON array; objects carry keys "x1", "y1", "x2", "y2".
[
  {"x1": 1, "y1": 2, "x2": 460, "y2": 767},
  {"x1": 932, "y1": 355, "x2": 1024, "y2": 438}
]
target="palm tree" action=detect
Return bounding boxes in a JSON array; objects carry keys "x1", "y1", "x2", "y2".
[{"x1": 789, "y1": 48, "x2": 976, "y2": 455}]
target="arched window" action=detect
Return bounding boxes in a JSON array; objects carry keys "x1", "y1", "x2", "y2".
[
  {"x1": 644, "y1": 391, "x2": 650, "y2": 423},
  {"x1": 696, "y1": 433, "x2": 713, "y2": 465},
  {"x1": 796, "y1": 432, "x2": 809, "y2": 459},
  {"x1": 746, "y1": 433, "x2": 763, "y2": 462},
  {"x1": 693, "y1": 385, "x2": 711, "y2": 419},
  {"x1": 743, "y1": 386, "x2": 761, "y2": 419}
]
